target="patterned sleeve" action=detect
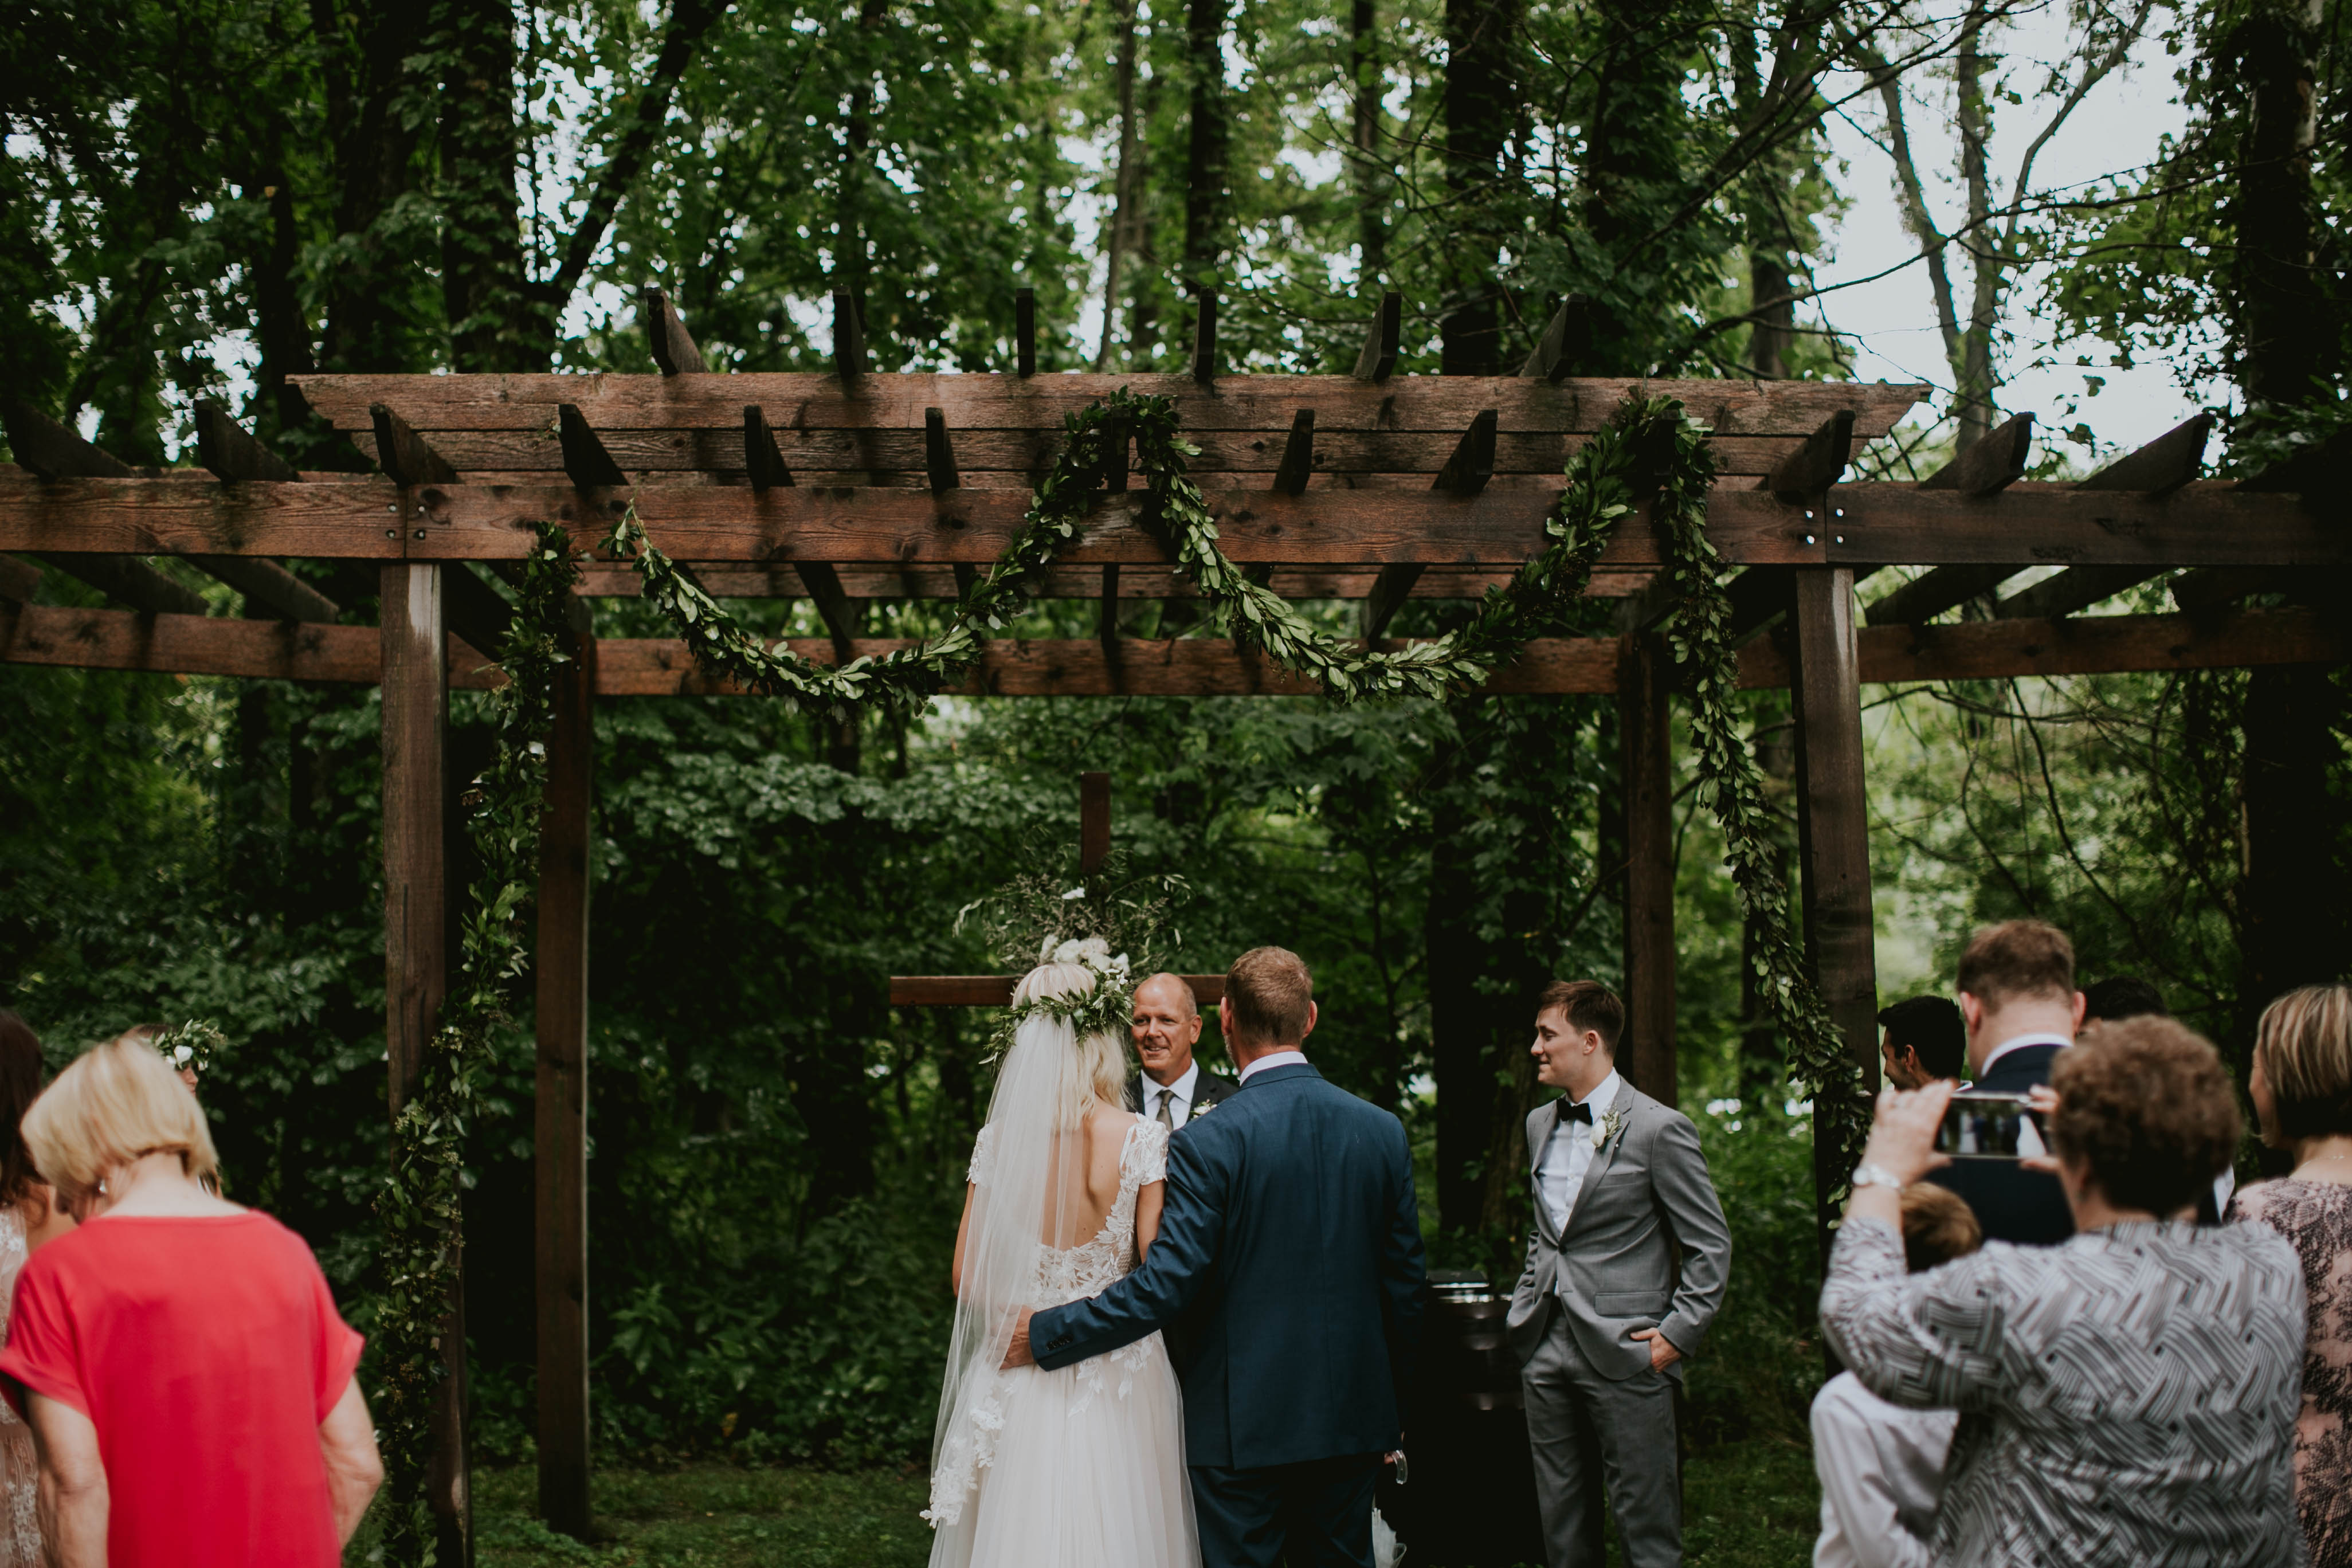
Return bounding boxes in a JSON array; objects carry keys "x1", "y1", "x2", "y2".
[
  {"x1": 1131, "y1": 1116, "x2": 1170, "y2": 1185},
  {"x1": 1818, "y1": 1214, "x2": 2013, "y2": 1413},
  {"x1": 966, "y1": 1124, "x2": 997, "y2": 1187}
]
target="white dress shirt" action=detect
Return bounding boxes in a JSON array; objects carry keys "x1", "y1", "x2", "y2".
[
  {"x1": 1534, "y1": 1071, "x2": 1621, "y2": 1234},
  {"x1": 1237, "y1": 1049, "x2": 1307, "y2": 1084},
  {"x1": 1141, "y1": 1060, "x2": 1204, "y2": 1126},
  {"x1": 1810, "y1": 1370, "x2": 1955, "y2": 1568}
]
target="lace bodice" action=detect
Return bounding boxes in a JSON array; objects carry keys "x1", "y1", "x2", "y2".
[{"x1": 967, "y1": 1117, "x2": 1169, "y2": 1307}]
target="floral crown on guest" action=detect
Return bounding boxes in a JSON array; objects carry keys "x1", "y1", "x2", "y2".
[{"x1": 151, "y1": 1018, "x2": 228, "y2": 1078}]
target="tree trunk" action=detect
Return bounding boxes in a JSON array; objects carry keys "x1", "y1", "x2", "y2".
[
  {"x1": 1439, "y1": 0, "x2": 1518, "y2": 374},
  {"x1": 1095, "y1": 0, "x2": 1144, "y2": 370},
  {"x1": 2230, "y1": 0, "x2": 2324, "y2": 409},
  {"x1": 311, "y1": 0, "x2": 437, "y2": 372},
  {"x1": 1575, "y1": 0, "x2": 1685, "y2": 375},
  {"x1": 1427, "y1": 769, "x2": 1485, "y2": 1236},
  {"x1": 1183, "y1": 0, "x2": 1230, "y2": 291},
  {"x1": 1953, "y1": 0, "x2": 1996, "y2": 449},
  {"x1": 1352, "y1": 0, "x2": 1386, "y2": 282},
  {"x1": 438, "y1": 0, "x2": 538, "y2": 372},
  {"x1": 837, "y1": 0, "x2": 889, "y2": 328}
]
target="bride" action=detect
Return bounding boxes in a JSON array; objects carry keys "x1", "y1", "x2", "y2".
[{"x1": 922, "y1": 938, "x2": 1199, "y2": 1568}]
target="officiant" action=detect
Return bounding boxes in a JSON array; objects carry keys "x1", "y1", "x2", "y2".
[{"x1": 1125, "y1": 973, "x2": 1236, "y2": 1130}]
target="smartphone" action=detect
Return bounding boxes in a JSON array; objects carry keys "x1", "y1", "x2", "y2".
[{"x1": 1936, "y1": 1092, "x2": 2037, "y2": 1159}]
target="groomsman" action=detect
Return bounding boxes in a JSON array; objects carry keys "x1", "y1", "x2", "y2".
[
  {"x1": 1126, "y1": 972, "x2": 1236, "y2": 1129},
  {"x1": 1508, "y1": 981, "x2": 1731, "y2": 1568}
]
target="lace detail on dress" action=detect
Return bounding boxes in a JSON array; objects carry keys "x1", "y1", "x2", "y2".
[
  {"x1": 924, "y1": 1118, "x2": 1172, "y2": 1526},
  {"x1": 0, "y1": 1205, "x2": 41, "y2": 1567},
  {"x1": 967, "y1": 1125, "x2": 998, "y2": 1187}
]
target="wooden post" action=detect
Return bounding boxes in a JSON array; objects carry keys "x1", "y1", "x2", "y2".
[
  {"x1": 535, "y1": 605, "x2": 595, "y2": 1541},
  {"x1": 1080, "y1": 771, "x2": 1111, "y2": 876},
  {"x1": 1618, "y1": 631, "x2": 1675, "y2": 1106},
  {"x1": 380, "y1": 562, "x2": 473, "y2": 1566},
  {"x1": 1787, "y1": 567, "x2": 1879, "y2": 1244}
]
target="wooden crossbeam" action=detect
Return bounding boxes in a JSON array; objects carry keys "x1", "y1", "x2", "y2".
[
  {"x1": 36, "y1": 554, "x2": 209, "y2": 617},
  {"x1": 1360, "y1": 565, "x2": 1424, "y2": 641},
  {"x1": 2239, "y1": 421, "x2": 2352, "y2": 509},
  {"x1": 1865, "y1": 564, "x2": 2013, "y2": 626},
  {"x1": 557, "y1": 405, "x2": 629, "y2": 489},
  {"x1": 1351, "y1": 295, "x2": 1401, "y2": 382},
  {"x1": 10, "y1": 604, "x2": 2343, "y2": 695},
  {"x1": 195, "y1": 401, "x2": 303, "y2": 484},
  {"x1": 1765, "y1": 410, "x2": 1855, "y2": 500},
  {"x1": 743, "y1": 406, "x2": 795, "y2": 490},
  {"x1": 924, "y1": 408, "x2": 960, "y2": 493},
  {"x1": 371, "y1": 405, "x2": 460, "y2": 485},
  {"x1": 443, "y1": 563, "x2": 516, "y2": 663},
  {"x1": 641, "y1": 285, "x2": 707, "y2": 375},
  {"x1": 794, "y1": 561, "x2": 861, "y2": 658},
  {"x1": 1724, "y1": 566, "x2": 1794, "y2": 645},
  {"x1": 1995, "y1": 565, "x2": 2160, "y2": 621},
  {"x1": 1518, "y1": 295, "x2": 1597, "y2": 383},
  {"x1": 1919, "y1": 413, "x2": 2033, "y2": 494},
  {"x1": 891, "y1": 975, "x2": 1229, "y2": 1007},
  {"x1": 1272, "y1": 410, "x2": 1315, "y2": 496},
  {"x1": 1014, "y1": 288, "x2": 1037, "y2": 378},
  {"x1": 572, "y1": 563, "x2": 1656, "y2": 602},
  {"x1": 1192, "y1": 291, "x2": 1217, "y2": 385},
  {"x1": 194, "y1": 555, "x2": 339, "y2": 622},
  {"x1": 1099, "y1": 565, "x2": 1122, "y2": 664},
  {"x1": 2086, "y1": 414, "x2": 2210, "y2": 495},
  {"x1": 1, "y1": 397, "x2": 139, "y2": 480},
  {"x1": 0, "y1": 555, "x2": 41, "y2": 603},
  {"x1": 2172, "y1": 566, "x2": 2294, "y2": 613},
  {"x1": 1433, "y1": 411, "x2": 1499, "y2": 496},
  {"x1": 1080, "y1": 770, "x2": 1111, "y2": 873}
]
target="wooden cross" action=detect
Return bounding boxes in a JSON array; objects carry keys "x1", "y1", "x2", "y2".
[{"x1": 888, "y1": 771, "x2": 1225, "y2": 1008}]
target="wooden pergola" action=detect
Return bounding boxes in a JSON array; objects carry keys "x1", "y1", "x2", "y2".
[{"x1": 2, "y1": 290, "x2": 2345, "y2": 1555}]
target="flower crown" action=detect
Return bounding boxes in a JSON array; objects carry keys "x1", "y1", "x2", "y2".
[
  {"x1": 989, "y1": 935, "x2": 1135, "y2": 1057},
  {"x1": 151, "y1": 1018, "x2": 228, "y2": 1078}
]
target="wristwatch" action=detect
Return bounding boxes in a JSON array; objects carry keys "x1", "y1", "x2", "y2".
[{"x1": 1850, "y1": 1162, "x2": 1906, "y2": 1193}]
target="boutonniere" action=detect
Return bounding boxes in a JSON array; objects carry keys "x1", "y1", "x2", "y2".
[
  {"x1": 1191, "y1": 1097, "x2": 1218, "y2": 1118},
  {"x1": 1590, "y1": 1104, "x2": 1627, "y2": 1153}
]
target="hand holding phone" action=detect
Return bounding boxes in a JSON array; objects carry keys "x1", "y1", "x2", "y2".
[{"x1": 1935, "y1": 1092, "x2": 2042, "y2": 1159}]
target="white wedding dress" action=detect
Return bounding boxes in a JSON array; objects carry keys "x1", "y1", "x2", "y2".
[{"x1": 926, "y1": 1115, "x2": 1199, "y2": 1568}]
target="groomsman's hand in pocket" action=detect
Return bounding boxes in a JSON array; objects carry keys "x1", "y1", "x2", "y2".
[
  {"x1": 1630, "y1": 1328, "x2": 1681, "y2": 1371},
  {"x1": 1001, "y1": 1308, "x2": 1036, "y2": 1369}
]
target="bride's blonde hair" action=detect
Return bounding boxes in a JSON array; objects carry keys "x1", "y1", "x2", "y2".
[{"x1": 1013, "y1": 961, "x2": 1130, "y2": 1131}]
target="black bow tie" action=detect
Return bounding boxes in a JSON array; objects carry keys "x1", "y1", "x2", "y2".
[{"x1": 1558, "y1": 1099, "x2": 1594, "y2": 1126}]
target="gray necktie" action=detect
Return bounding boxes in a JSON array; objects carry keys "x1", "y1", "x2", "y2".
[{"x1": 1155, "y1": 1088, "x2": 1176, "y2": 1129}]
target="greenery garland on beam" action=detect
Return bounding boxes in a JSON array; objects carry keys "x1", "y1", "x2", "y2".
[{"x1": 374, "y1": 524, "x2": 582, "y2": 1563}]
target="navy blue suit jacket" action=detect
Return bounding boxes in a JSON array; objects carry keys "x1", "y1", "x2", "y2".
[
  {"x1": 1026, "y1": 1062, "x2": 1428, "y2": 1469},
  {"x1": 1927, "y1": 1042, "x2": 2074, "y2": 1246}
]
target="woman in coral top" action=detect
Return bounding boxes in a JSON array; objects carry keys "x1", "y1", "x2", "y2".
[{"x1": 0, "y1": 1032, "x2": 382, "y2": 1567}]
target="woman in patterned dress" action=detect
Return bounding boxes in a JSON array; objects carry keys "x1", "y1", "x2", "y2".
[
  {"x1": 1820, "y1": 1017, "x2": 2304, "y2": 1568},
  {"x1": 0, "y1": 1013, "x2": 69, "y2": 1567},
  {"x1": 2231, "y1": 984, "x2": 2352, "y2": 1568}
]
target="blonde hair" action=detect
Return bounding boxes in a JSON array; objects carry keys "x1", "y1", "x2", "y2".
[
  {"x1": 1013, "y1": 962, "x2": 1131, "y2": 1131},
  {"x1": 21, "y1": 1031, "x2": 220, "y2": 1204},
  {"x1": 2256, "y1": 984, "x2": 2352, "y2": 1141}
]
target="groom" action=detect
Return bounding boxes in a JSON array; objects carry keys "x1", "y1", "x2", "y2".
[{"x1": 1005, "y1": 946, "x2": 1428, "y2": 1568}]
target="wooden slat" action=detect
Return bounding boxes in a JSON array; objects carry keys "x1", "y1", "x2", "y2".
[
  {"x1": 1764, "y1": 410, "x2": 1855, "y2": 499},
  {"x1": 1863, "y1": 563, "x2": 2013, "y2": 626},
  {"x1": 1918, "y1": 413, "x2": 2033, "y2": 495},
  {"x1": 1360, "y1": 565, "x2": 1424, "y2": 640},
  {"x1": 191, "y1": 554, "x2": 340, "y2": 622},
  {"x1": 744, "y1": 406, "x2": 795, "y2": 490},
  {"x1": 7, "y1": 604, "x2": 2343, "y2": 692},
  {"x1": 1993, "y1": 565, "x2": 2161, "y2": 621},
  {"x1": 795, "y1": 561, "x2": 861, "y2": 658},
  {"x1": 1620, "y1": 630, "x2": 1676, "y2": 1104},
  {"x1": 291, "y1": 372, "x2": 1924, "y2": 438},
  {"x1": 558, "y1": 405, "x2": 629, "y2": 489},
  {"x1": 372, "y1": 405, "x2": 460, "y2": 485},
  {"x1": 1432, "y1": 411, "x2": 1499, "y2": 496},
  {"x1": 642, "y1": 285, "x2": 707, "y2": 376},
  {"x1": 2083, "y1": 413, "x2": 2210, "y2": 495},
  {"x1": 833, "y1": 292, "x2": 867, "y2": 381},
  {"x1": 36, "y1": 552, "x2": 211, "y2": 617},
  {"x1": 1080, "y1": 771, "x2": 1111, "y2": 873},
  {"x1": 924, "y1": 409, "x2": 960, "y2": 493},
  {"x1": 1352, "y1": 296, "x2": 1402, "y2": 382},
  {"x1": 1272, "y1": 411, "x2": 1315, "y2": 495},
  {"x1": 195, "y1": 400, "x2": 304, "y2": 483},
  {"x1": 0, "y1": 555, "x2": 41, "y2": 603},
  {"x1": 1191, "y1": 291, "x2": 1217, "y2": 385},
  {"x1": 1, "y1": 397, "x2": 139, "y2": 479},
  {"x1": 891, "y1": 975, "x2": 1228, "y2": 1006},
  {"x1": 571, "y1": 563, "x2": 1654, "y2": 601},
  {"x1": 1518, "y1": 294, "x2": 1597, "y2": 383},
  {"x1": 1014, "y1": 288, "x2": 1036, "y2": 379}
]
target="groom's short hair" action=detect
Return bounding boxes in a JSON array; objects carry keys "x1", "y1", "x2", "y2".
[
  {"x1": 1537, "y1": 979, "x2": 1623, "y2": 1052},
  {"x1": 1225, "y1": 947, "x2": 1314, "y2": 1045}
]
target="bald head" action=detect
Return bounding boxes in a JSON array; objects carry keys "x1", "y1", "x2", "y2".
[{"x1": 1133, "y1": 973, "x2": 1203, "y2": 1086}]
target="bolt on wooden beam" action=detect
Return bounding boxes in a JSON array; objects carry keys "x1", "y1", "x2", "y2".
[
  {"x1": 1192, "y1": 289, "x2": 1218, "y2": 385},
  {"x1": 1352, "y1": 292, "x2": 1401, "y2": 382},
  {"x1": 1432, "y1": 409, "x2": 1499, "y2": 496},
  {"x1": 195, "y1": 400, "x2": 303, "y2": 483},
  {"x1": 1764, "y1": 409, "x2": 1856, "y2": 501},
  {"x1": 832, "y1": 291, "x2": 867, "y2": 382},
  {"x1": 1919, "y1": 411, "x2": 2033, "y2": 495},
  {"x1": 556, "y1": 405, "x2": 629, "y2": 490},
  {"x1": 2086, "y1": 413, "x2": 2210, "y2": 495},
  {"x1": 1272, "y1": 409, "x2": 1315, "y2": 496},
  {"x1": 1518, "y1": 293, "x2": 1597, "y2": 383},
  {"x1": 924, "y1": 408, "x2": 961, "y2": 493},
  {"x1": 743, "y1": 406, "x2": 795, "y2": 491},
  {"x1": 641, "y1": 285, "x2": 707, "y2": 375},
  {"x1": 1015, "y1": 287, "x2": 1037, "y2": 378},
  {"x1": 370, "y1": 405, "x2": 459, "y2": 485}
]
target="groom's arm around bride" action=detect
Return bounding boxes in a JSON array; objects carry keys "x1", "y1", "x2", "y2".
[{"x1": 1006, "y1": 947, "x2": 1428, "y2": 1568}]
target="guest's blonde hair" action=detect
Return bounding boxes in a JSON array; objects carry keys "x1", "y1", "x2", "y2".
[
  {"x1": 21, "y1": 1031, "x2": 219, "y2": 1204},
  {"x1": 2255, "y1": 985, "x2": 2352, "y2": 1142}
]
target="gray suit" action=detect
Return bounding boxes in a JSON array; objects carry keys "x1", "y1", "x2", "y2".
[{"x1": 1508, "y1": 1083, "x2": 1730, "y2": 1568}]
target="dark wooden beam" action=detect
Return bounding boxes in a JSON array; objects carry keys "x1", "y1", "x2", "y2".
[
  {"x1": 1352, "y1": 292, "x2": 1401, "y2": 383},
  {"x1": 2084, "y1": 413, "x2": 2209, "y2": 495},
  {"x1": 556, "y1": 405, "x2": 628, "y2": 490},
  {"x1": 1361, "y1": 565, "x2": 1424, "y2": 641},
  {"x1": 1864, "y1": 564, "x2": 2013, "y2": 626},
  {"x1": 1724, "y1": 565, "x2": 1794, "y2": 645},
  {"x1": 379, "y1": 560, "x2": 472, "y2": 1566},
  {"x1": 1272, "y1": 409, "x2": 1314, "y2": 496},
  {"x1": 1764, "y1": 409, "x2": 1856, "y2": 500},
  {"x1": 194, "y1": 399, "x2": 303, "y2": 483},
  {"x1": 371, "y1": 405, "x2": 460, "y2": 485},
  {"x1": 37, "y1": 553, "x2": 210, "y2": 617},
  {"x1": 892, "y1": 975, "x2": 1229, "y2": 1007},
  {"x1": 1099, "y1": 564, "x2": 1122, "y2": 667},
  {"x1": 1918, "y1": 411, "x2": 2033, "y2": 494},
  {"x1": 1191, "y1": 289, "x2": 1217, "y2": 385},
  {"x1": 534, "y1": 594, "x2": 595, "y2": 1544},
  {"x1": 194, "y1": 555, "x2": 339, "y2": 622},
  {"x1": 2171, "y1": 565, "x2": 2292, "y2": 613},
  {"x1": 641, "y1": 284, "x2": 707, "y2": 375},
  {"x1": 1101, "y1": 411, "x2": 1130, "y2": 493},
  {"x1": 924, "y1": 407, "x2": 961, "y2": 493},
  {"x1": 952, "y1": 563, "x2": 978, "y2": 601},
  {"x1": 1080, "y1": 771, "x2": 1111, "y2": 875},
  {"x1": 1432, "y1": 410, "x2": 1499, "y2": 496},
  {"x1": 743, "y1": 405, "x2": 795, "y2": 490},
  {"x1": 0, "y1": 555, "x2": 41, "y2": 603},
  {"x1": 832, "y1": 291, "x2": 867, "y2": 382},
  {"x1": 443, "y1": 562, "x2": 516, "y2": 664},
  {"x1": 1014, "y1": 287, "x2": 1037, "y2": 378},
  {"x1": 2238, "y1": 420, "x2": 2352, "y2": 507},
  {"x1": 0, "y1": 396, "x2": 138, "y2": 479},
  {"x1": 1994, "y1": 565, "x2": 2161, "y2": 621},
  {"x1": 1518, "y1": 294, "x2": 1596, "y2": 383},
  {"x1": 794, "y1": 561, "x2": 861, "y2": 659},
  {"x1": 1620, "y1": 629, "x2": 1676, "y2": 1105}
]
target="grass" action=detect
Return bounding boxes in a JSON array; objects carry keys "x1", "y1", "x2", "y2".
[{"x1": 460, "y1": 1438, "x2": 1818, "y2": 1567}]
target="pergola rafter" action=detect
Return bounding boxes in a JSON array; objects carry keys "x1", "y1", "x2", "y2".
[{"x1": 3, "y1": 304, "x2": 2343, "y2": 1555}]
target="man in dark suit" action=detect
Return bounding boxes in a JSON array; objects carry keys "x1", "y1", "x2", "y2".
[
  {"x1": 1005, "y1": 946, "x2": 1427, "y2": 1568},
  {"x1": 1928, "y1": 919, "x2": 2083, "y2": 1245},
  {"x1": 1508, "y1": 981, "x2": 1730, "y2": 1568},
  {"x1": 1124, "y1": 970, "x2": 1237, "y2": 1129}
]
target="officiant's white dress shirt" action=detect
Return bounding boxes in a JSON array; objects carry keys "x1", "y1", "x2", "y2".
[
  {"x1": 1535, "y1": 1070, "x2": 1622, "y2": 1234},
  {"x1": 1142, "y1": 1061, "x2": 1204, "y2": 1126}
]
